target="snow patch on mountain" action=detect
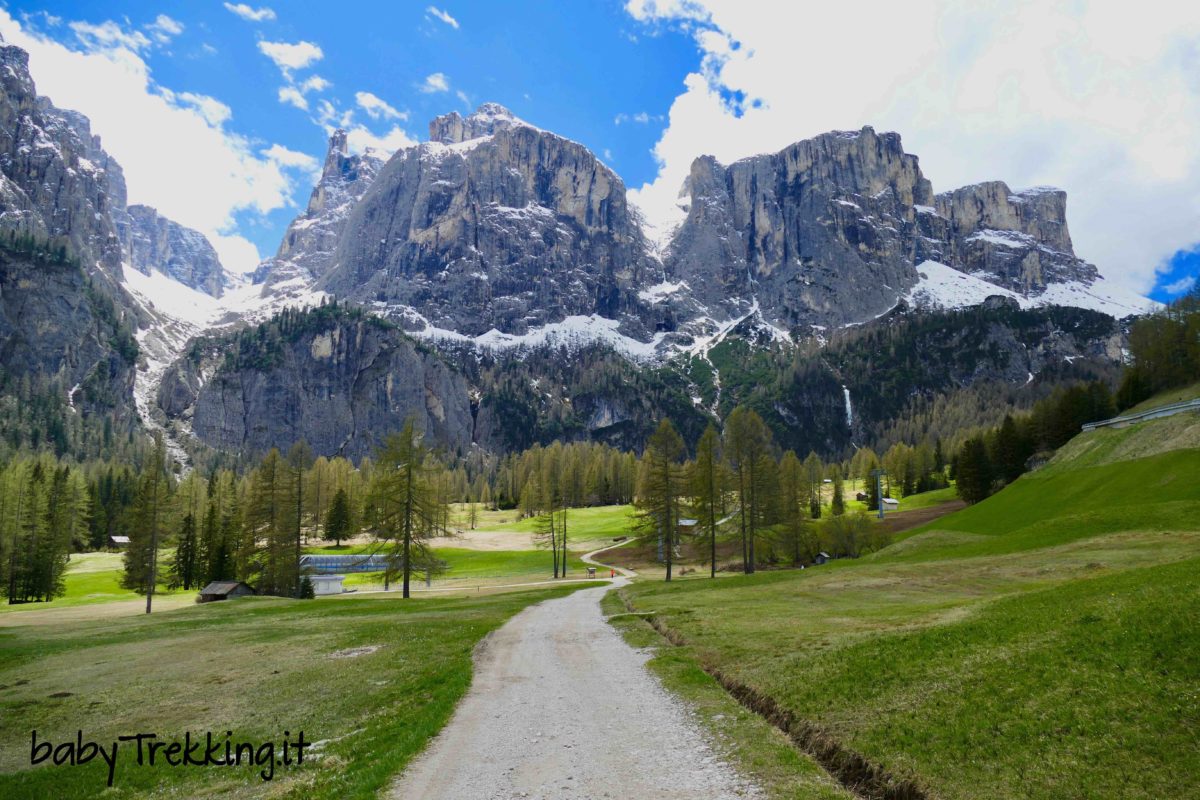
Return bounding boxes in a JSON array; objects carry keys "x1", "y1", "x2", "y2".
[{"x1": 906, "y1": 260, "x2": 1158, "y2": 318}]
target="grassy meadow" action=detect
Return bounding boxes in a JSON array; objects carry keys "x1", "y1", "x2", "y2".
[
  {"x1": 614, "y1": 412, "x2": 1200, "y2": 798},
  {"x1": 0, "y1": 583, "x2": 594, "y2": 799}
]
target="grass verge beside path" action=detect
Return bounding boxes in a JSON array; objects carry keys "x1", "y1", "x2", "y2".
[
  {"x1": 617, "y1": 442, "x2": 1200, "y2": 799},
  {"x1": 600, "y1": 591, "x2": 853, "y2": 800},
  {"x1": 0, "y1": 583, "x2": 597, "y2": 800}
]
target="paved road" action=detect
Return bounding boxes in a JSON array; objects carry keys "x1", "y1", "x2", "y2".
[{"x1": 388, "y1": 581, "x2": 761, "y2": 799}]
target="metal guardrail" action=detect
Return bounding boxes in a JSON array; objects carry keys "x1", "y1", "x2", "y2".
[{"x1": 1081, "y1": 398, "x2": 1200, "y2": 432}]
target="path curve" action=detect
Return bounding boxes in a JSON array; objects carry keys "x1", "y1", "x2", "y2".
[
  {"x1": 580, "y1": 536, "x2": 640, "y2": 578},
  {"x1": 388, "y1": 582, "x2": 761, "y2": 799}
]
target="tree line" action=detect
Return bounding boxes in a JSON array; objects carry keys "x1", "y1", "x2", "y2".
[{"x1": 630, "y1": 405, "x2": 938, "y2": 581}]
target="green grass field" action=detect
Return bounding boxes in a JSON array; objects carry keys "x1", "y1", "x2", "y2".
[
  {"x1": 615, "y1": 412, "x2": 1200, "y2": 799},
  {"x1": 0, "y1": 553, "x2": 185, "y2": 614},
  {"x1": 0, "y1": 583, "x2": 594, "y2": 799},
  {"x1": 488, "y1": 504, "x2": 634, "y2": 538},
  {"x1": 338, "y1": 547, "x2": 598, "y2": 589}
]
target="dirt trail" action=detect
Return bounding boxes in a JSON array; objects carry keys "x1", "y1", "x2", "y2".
[{"x1": 388, "y1": 582, "x2": 761, "y2": 799}]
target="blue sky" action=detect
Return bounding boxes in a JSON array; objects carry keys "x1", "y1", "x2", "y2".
[
  {"x1": 2, "y1": 1, "x2": 697, "y2": 266},
  {"x1": 1, "y1": 1, "x2": 1197, "y2": 301}
]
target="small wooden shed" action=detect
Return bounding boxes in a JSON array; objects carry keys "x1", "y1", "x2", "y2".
[
  {"x1": 814, "y1": 551, "x2": 832, "y2": 565},
  {"x1": 198, "y1": 581, "x2": 255, "y2": 603},
  {"x1": 109, "y1": 535, "x2": 130, "y2": 549}
]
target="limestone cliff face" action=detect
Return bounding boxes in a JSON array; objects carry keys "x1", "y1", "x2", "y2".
[
  {"x1": 122, "y1": 204, "x2": 228, "y2": 296},
  {"x1": 161, "y1": 311, "x2": 474, "y2": 460},
  {"x1": 254, "y1": 129, "x2": 385, "y2": 295},
  {"x1": 0, "y1": 43, "x2": 124, "y2": 275},
  {"x1": 320, "y1": 104, "x2": 658, "y2": 338},
  {"x1": 663, "y1": 127, "x2": 1107, "y2": 331},
  {"x1": 667, "y1": 127, "x2": 934, "y2": 329},
  {"x1": 930, "y1": 183, "x2": 1094, "y2": 291}
]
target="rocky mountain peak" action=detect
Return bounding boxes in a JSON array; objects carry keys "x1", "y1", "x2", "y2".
[
  {"x1": 253, "y1": 128, "x2": 386, "y2": 293},
  {"x1": 428, "y1": 102, "x2": 528, "y2": 144}
]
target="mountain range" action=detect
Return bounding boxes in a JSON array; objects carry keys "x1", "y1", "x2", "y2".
[{"x1": 0, "y1": 36, "x2": 1152, "y2": 466}]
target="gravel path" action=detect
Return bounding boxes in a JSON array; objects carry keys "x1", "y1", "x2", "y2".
[{"x1": 388, "y1": 580, "x2": 761, "y2": 799}]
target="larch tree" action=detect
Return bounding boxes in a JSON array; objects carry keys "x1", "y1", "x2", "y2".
[
  {"x1": 122, "y1": 436, "x2": 170, "y2": 613},
  {"x1": 286, "y1": 442, "x2": 313, "y2": 597},
  {"x1": 635, "y1": 418, "x2": 686, "y2": 582},
  {"x1": 690, "y1": 423, "x2": 725, "y2": 578},
  {"x1": 724, "y1": 407, "x2": 774, "y2": 574},
  {"x1": 366, "y1": 419, "x2": 443, "y2": 598}
]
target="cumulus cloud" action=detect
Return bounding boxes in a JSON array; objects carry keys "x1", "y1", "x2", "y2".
[
  {"x1": 257, "y1": 40, "x2": 323, "y2": 73},
  {"x1": 419, "y1": 72, "x2": 450, "y2": 93},
  {"x1": 224, "y1": 3, "x2": 276, "y2": 23},
  {"x1": 345, "y1": 124, "x2": 418, "y2": 154},
  {"x1": 0, "y1": 11, "x2": 315, "y2": 275},
  {"x1": 426, "y1": 7, "x2": 460, "y2": 29},
  {"x1": 355, "y1": 91, "x2": 406, "y2": 121},
  {"x1": 146, "y1": 15, "x2": 183, "y2": 44},
  {"x1": 262, "y1": 143, "x2": 320, "y2": 174},
  {"x1": 624, "y1": 0, "x2": 1200, "y2": 295},
  {"x1": 278, "y1": 86, "x2": 308, "y2": 110},
  {"x1": 300, "y1": 75, "x2": 330, "y2": 93}
]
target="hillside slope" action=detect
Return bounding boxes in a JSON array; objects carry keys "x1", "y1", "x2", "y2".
[{"x1": 615, "y1": 408, "x2": 1200, "y2": 799}]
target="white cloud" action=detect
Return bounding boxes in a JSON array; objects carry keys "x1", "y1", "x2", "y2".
[
  {"x1": 278, "y1": 86, "x2": 308, "y2": 110},
  {"x1": 355, "y1": 91, "x2": 405, "y2": 121},
  {"x1": 315, "y1": 99, "x2": 354, "y2": 129},
  {"x1": 172, "y1": 92, "x2": 232, "y2": 126},
  {"x1": 262, "y1": 143, "x2": 320, "y2": 173},
  {"x1": 257, "y1": 40, "x2": 323, "y2": 73},
  {"x1": 614, "y1": 111, "x2": 657, "y2": 125},
  {"x1": 419, "y1": 72, "x2": 450, "y2": 93},
  {"x1": 0, "y1": 11, "x2": 317, "y2": 275},
  {"x1": 345, "y1": 124, "x2": 417, "y2": 155},
  {"x1": 624, "y1": 0, "x2": 1200, "y2": 296},
  {"x1": 426, "y1": 6, "x2": 460, "y2": 29},
  {"x1": 70, "y1": 20, "x2": 151, "y2": 53},
  {"x1": 146, "y1": 15, "x2": 183, "y2": 44},
  {"x1": 224, "y1": 3, "x2": 277, "y2": 23},
  {"x1": 300, "y1": 75, "x2": 330, "y2": 93},
  {"x1": 1163, "y1": 275, "x2": 1196, "y2": 295},
  {"x1": 455, "y1": 89, "x2": 470, "y2": 107}
]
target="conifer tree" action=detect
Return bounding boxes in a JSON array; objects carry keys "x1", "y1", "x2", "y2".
[
  {"x1": 122, "y1": 437, "x2": 169, "y2": 613},
  {"x1": 690, "y1": 424, "x2": 724, "y2": 578},
  {"x1": 367, "y1": 419, "x2": 443, "y2": 598},
  {"x1": 325, "y1": 488, "x2": 352, "y2": 547},
  {"x1": 635, "y1": 418, "x2": 686, "y2": 582},
  {"x1": 955, "y1": 436, "x2": 994, "y2": 504}
]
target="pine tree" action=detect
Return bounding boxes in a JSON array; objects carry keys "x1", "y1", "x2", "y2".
[
  {"x1": 169, "y1": 513, "x2": 198, "y2": 590},
  {"x1": 325, "y1": 488, "x2": 352, "y2": 547},
  {"x1": 635, "y1": 419, "x2": 685, "y2": 582},
  {"x1": 777, "y1": 451, "x2": 817, "y2": 565},
  {"x1": 831, "y1": 465, "x2": 845, "y2": 516},
  {"x1": 955, "y1": 437, "x2": 994, "y2": 504}
]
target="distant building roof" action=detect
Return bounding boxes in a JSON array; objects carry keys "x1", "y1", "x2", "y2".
[
  {"x1": 818, "y1": 551, "x2": 831, "y2": 558},
  {"x1": 199, "y1": 581, "x2": 253, "y2": 596},
  {"x1": 883, "y1": 497, "x2": 900, "y2": 505},
  {"x1": 678, "y1": 518, "x2": 699, "y2": 526},
  {"x1": 109, "y1": 535, "x2": 130, "y2": 544}
]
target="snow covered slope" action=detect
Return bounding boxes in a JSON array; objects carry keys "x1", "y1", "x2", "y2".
[{"x1": 906, "y1": 260, "x2": 1157, "y2": 318}]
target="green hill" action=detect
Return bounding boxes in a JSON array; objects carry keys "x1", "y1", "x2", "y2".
[{"x1": 614, "y1": 403, "x2": 1200, "y2": 799}]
